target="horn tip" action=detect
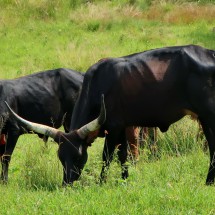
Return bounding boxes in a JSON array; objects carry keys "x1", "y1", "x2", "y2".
[{"x1": 4, "y1": 101, "x2": 12, "y2": 112}]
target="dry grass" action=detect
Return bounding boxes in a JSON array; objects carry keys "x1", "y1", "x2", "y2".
[
  {"x1": 69, "y1": 2, "x2": 215, "y2": 24},
  {"x1": 1, "y1": 1, "x2": 214, "y2": 26},
  {"x1": 69, "y1": 3, "x2": 144, "y2": 22},
  {"x1": 144, "y1": 3, "x2": 215, "y2": 24}
]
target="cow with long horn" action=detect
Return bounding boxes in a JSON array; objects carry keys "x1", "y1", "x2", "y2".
[
  {"x1": 5, "y1": 95, "x2": 106, "y2": 184},
  {"x1": 5, "y1": 45, "x2": 215, "y2": 185},
  {"x1": 0, "y1": 68, "x2": 84, "y2": 183}
]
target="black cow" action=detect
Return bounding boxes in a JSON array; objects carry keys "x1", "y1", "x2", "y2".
[
  {"x1": 0, "y1": 68, "x2": 84, "y2": 182},
  {"x1": 6, "y1": 45, "x2": 215, "y2": 185}
]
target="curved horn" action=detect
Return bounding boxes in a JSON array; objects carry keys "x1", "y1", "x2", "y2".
[
  {"x1": 4, "y1": 101, "x2": 59, "y2": 139},
  {"x1": 77, "y1": 94, "x2": 106, "y2": 139}
]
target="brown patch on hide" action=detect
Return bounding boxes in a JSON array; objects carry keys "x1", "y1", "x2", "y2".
[
  {"x1": 0, "y1": 134, "x2": 6, "y2": 145},
  {"x1": 146, "y1": 59, "x2": 171, "y2": 81}
]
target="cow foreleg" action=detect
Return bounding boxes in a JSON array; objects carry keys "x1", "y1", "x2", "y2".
[
  {"x1": 0, "y1": 137, "x2": 6, "y2": 180},
  {"x1": 1, "y1": 155, "x2": 10, "y2": 183},
  {"x1": 1, "y1": 132, "x2": 19, "y2": 183},
  {"x1": 100, "y1": 136, "x2": 116, "y2": 183},
  {"x1": 200, "y1": 119, "x2": 215, "y2": 185},
  {"x1": 117, "y1": 132, "x2": 129, "y2": 180}
]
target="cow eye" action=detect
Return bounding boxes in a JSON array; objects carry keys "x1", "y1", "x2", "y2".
[{"x1": 213, "y1": 53, "x2": 215, "y2": 57}]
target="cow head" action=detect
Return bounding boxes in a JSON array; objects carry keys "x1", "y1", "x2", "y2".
[{"x1": 4, "y1": 96, "x2": 106, "y2": 185}]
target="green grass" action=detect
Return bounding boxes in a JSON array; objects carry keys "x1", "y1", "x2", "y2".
[
  {"x1": 0, "y1": 118, "x2": 214, "y2": 214},
  {"x1": 0, "y1": 0, "x2": 214, "y2": 78},
  {"x1": 0, "y1": 0, "x2": 215, "y2": 214}
]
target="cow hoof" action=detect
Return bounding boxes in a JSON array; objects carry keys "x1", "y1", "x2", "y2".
[
  {"x1": 99, "y1": 175, "x2": 107, "y2": 184},
  {"x1": 206, "y1": 180, "x2": 214, "y2": 186},
  {"x1": 122, "y1": 171, "x2": 129, "y2": 180},
  {"x1": 0, "y1": 178, "x2": 8, "y2": 185}
]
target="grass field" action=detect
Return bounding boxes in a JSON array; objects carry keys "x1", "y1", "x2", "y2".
[{"x1": 0, "y1": 0, "x2": 215, "y2": 214}]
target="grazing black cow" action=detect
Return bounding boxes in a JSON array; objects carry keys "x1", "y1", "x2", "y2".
[
  {"x1": 0, "y1": 68, "x2": 84, "y2": 182},
  {"x1": 6, "y1": 45, "x2": 215, "y2": 185}
]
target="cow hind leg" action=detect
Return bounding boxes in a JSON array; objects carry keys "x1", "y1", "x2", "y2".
[
  {"x1": 200, "y1": 119, "x2": 215, "y2": 185},
  {"x1": 126, "y1": 126, "x2": 139, "y2": 163}
]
